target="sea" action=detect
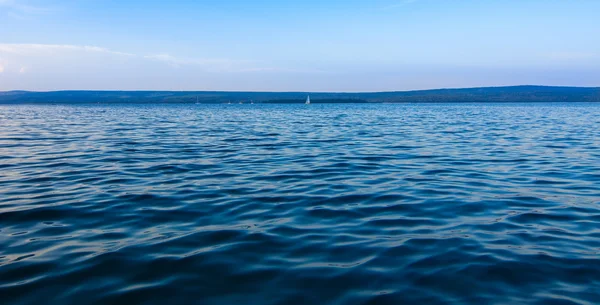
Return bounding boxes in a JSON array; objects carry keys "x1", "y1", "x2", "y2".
[{"x1": 1, "y1": 103, "x2": 599, "y2": 305}]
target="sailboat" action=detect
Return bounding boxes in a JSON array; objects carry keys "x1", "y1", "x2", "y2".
[{"x1": 305, "y1": 95, "x2": 311, "y2": 105}]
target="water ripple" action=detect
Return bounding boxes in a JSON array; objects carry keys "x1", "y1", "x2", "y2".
[{"x1": 1, "y1": 103, "x2": 600, "y2": 305}]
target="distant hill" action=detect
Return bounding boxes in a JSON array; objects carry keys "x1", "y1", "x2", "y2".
[{"x1": 1, "y1": 86, "x2": 599, "y2": 104}]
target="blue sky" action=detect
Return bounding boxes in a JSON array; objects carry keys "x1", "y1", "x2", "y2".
[{"x1": 1, "y1": 0, "x2": 599, "y2": 91}]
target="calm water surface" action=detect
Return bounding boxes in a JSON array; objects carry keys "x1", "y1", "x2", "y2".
[{"x1": 1, "y1": 103, "x2": 600, "y2": 305}]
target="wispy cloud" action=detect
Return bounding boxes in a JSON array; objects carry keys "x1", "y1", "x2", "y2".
[
  {"x1": 237, "y1": 67, "x2": 329, "y2": 74},
  {"x1": 0, "y1": 43, "x2": 331, "y2": 90},
  {"x1": 0, "y1": 43, "x2": 281, "y2": 74},
  {"x1": 0, "y1": 0, "x2": 53, "y2": 18},
  {"x1": 142, "y1": 53, "x2": 250, "y2": 72},
  {"x1": 142, "y1": 54, "x2": 329, "y2": 74},
  {"x1": 0, "y1": 44, "x2": 135, "y2": 56}
]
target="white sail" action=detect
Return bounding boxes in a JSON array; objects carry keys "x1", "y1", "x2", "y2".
[{"x1": 306, "y1": 95, "x2": 311, "y2": 104}]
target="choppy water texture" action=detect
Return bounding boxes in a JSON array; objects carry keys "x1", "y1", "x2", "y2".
[{"x1": 1, "y1": 103, "x2": 600, "y2": 305}]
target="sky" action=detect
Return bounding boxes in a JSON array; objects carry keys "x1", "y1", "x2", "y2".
[{"x1": 0, "y1": 0, "x2": 599, "y2": 92}]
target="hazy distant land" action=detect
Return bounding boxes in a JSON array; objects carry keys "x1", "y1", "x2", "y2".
[{"x1": 1, "y1": 86, "x2": 599, "y2": 104}]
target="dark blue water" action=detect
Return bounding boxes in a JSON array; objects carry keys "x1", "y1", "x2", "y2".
[{"x1": 1, "y1": 103, "x2": 600, "y2": 305}]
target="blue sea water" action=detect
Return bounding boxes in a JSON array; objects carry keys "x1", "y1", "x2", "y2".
[{"x1": 1, "y1": 103, "x2": 599, "y2": 305}]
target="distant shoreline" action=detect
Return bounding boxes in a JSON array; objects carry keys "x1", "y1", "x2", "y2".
[{"x1": 1, "y1": 85, "x2": 599, "y2": 104}]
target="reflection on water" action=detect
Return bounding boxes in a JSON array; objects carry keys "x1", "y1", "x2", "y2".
[{"x1": 1, "y1": 103, "x2": 600, "y2": 305}]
